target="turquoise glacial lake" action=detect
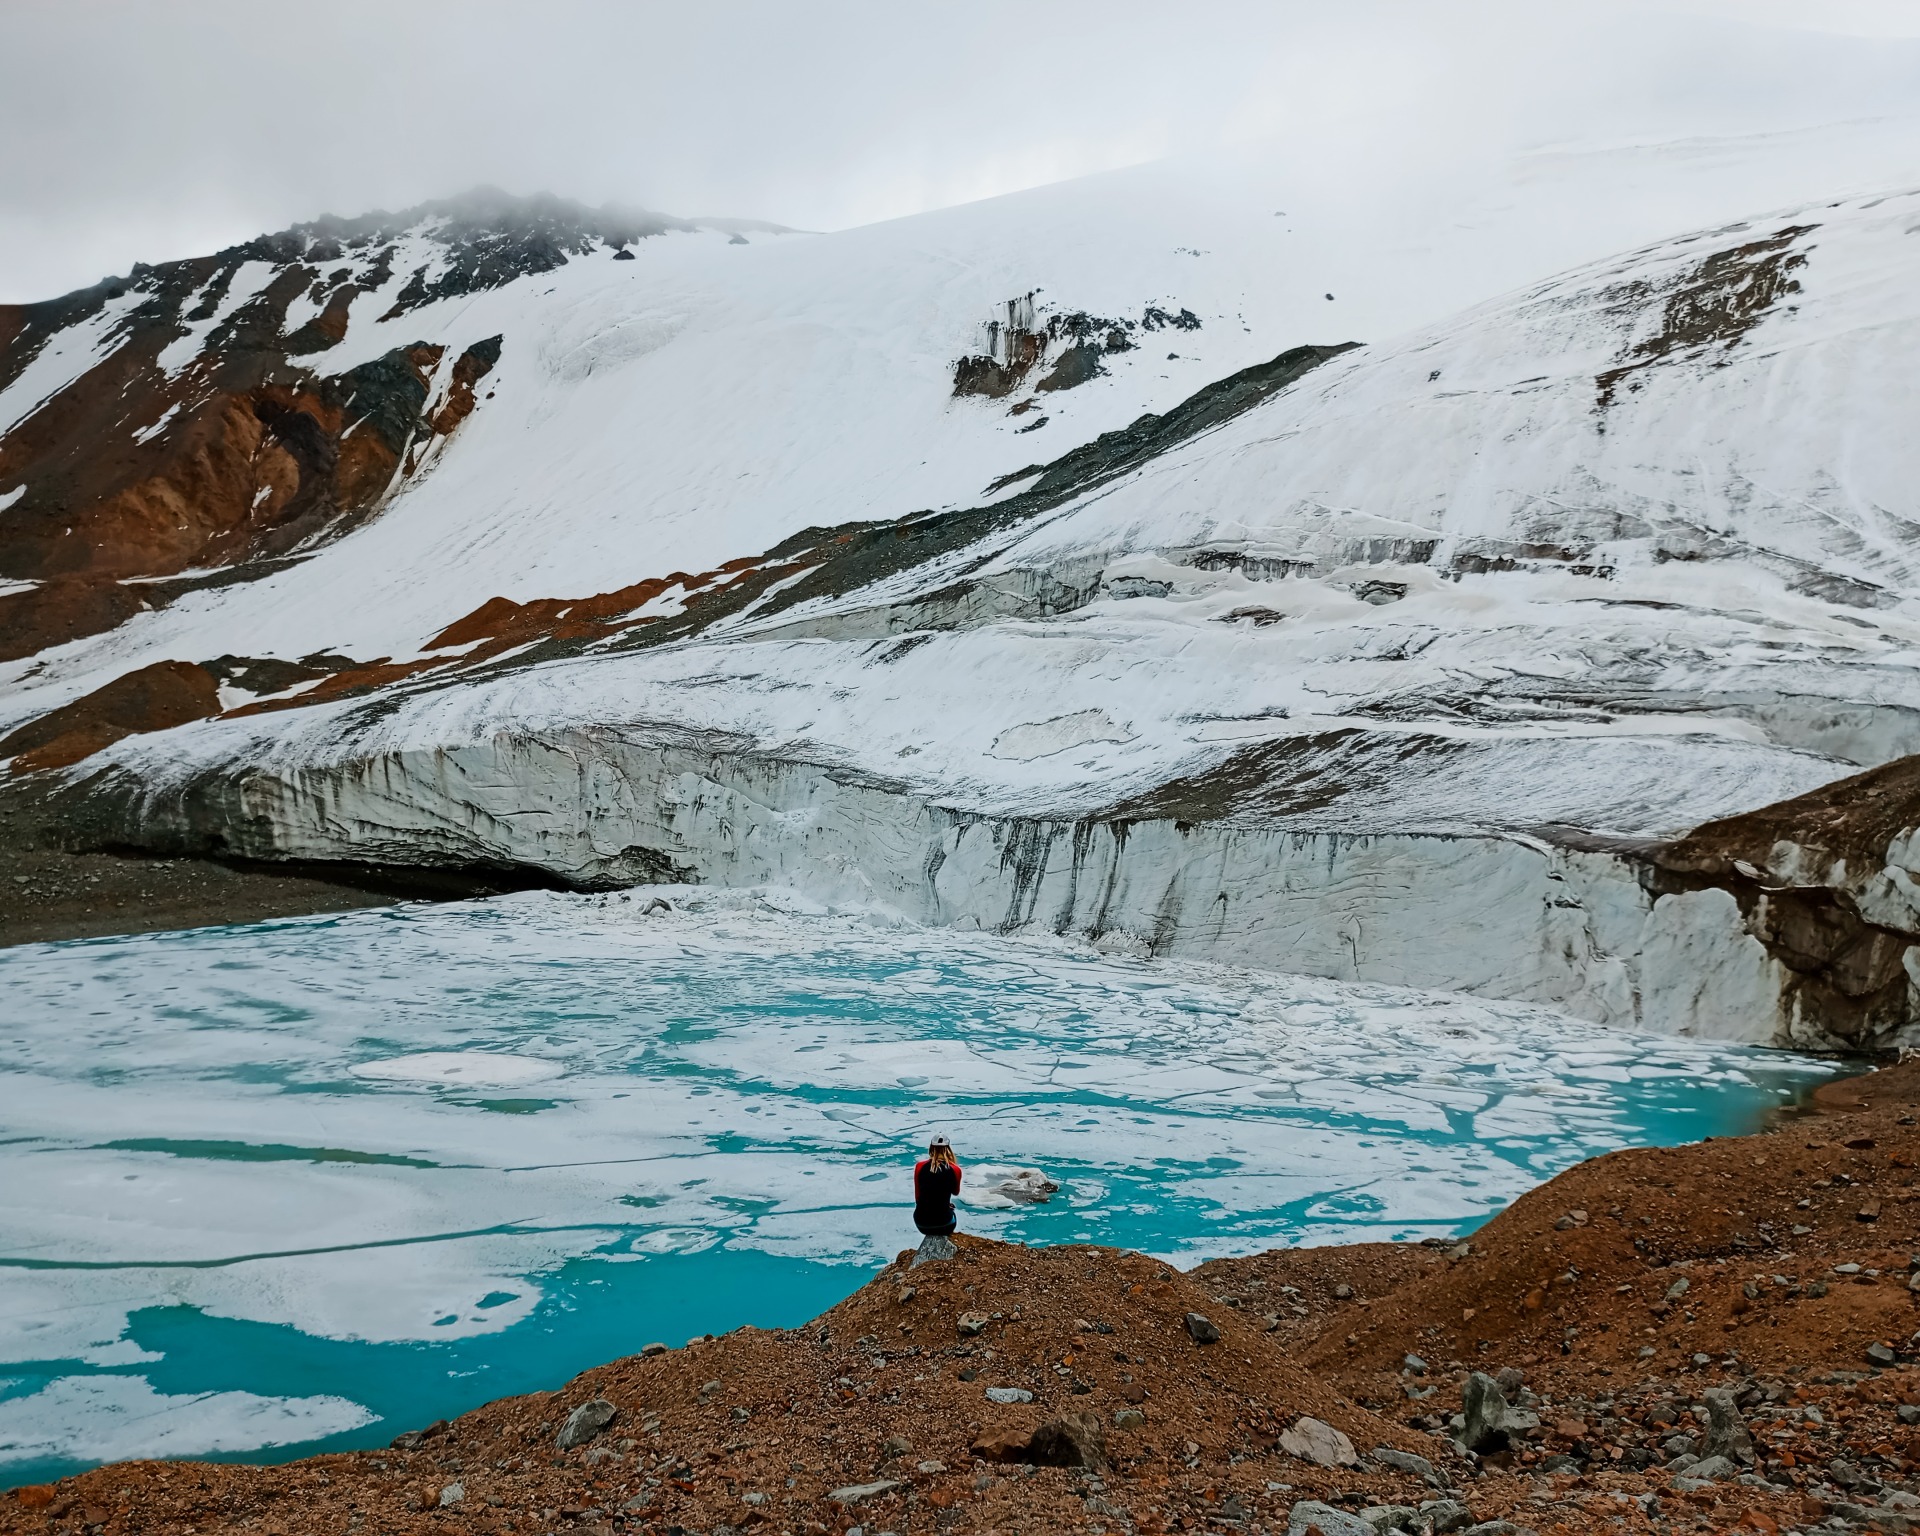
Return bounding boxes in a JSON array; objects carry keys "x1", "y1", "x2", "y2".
[{"x1": 0, "y1": 889, "x2": 1838, "y2": 1486}]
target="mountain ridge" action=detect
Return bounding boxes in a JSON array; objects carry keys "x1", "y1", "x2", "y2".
[{"x1": 8, "y1": 157, "x2": 1920, "y2": 1049}]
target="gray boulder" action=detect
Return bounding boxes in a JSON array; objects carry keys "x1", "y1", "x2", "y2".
[
  {"x1": 911, "y1": 1234, "x2": 957, "y2": 1267},
  {"x1": 1420, "y1": 1502, "x2": 1474, "y2": 1534},
  {"x1": 1285, "y1": 1500, "x2": 1373, "y2": 1536},
  {"x1": 1185, "y1": 1311, "x2": 1222, "y2": 1344},
  {"x1": 1027, "y1": 1412, "x2": 1107, "y2": 1470},
  {"x1": 1458, "y1": 1372, "x2": 1536, "y2": 1454},
  {"x1": 1278, "y1": 1416, "x2": 1358, "y2": 1467},
  {"x1": 1373, "y1": 1446, "x2": 1444, "y2": 1487},
  {"x1": 556, "y1": 1397, "x2": 618, "y2": 1450},
  {"x1": 1701, "y1": 1389, "x2": 1754, "y2": 1464}
]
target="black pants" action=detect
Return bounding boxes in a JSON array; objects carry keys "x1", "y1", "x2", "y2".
[{"x1": 915, "y1": 1212, "x2": 956, "y2": 1236}]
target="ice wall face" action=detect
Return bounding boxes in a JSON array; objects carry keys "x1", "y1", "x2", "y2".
[
  {"x1": 71, "y1": 722, "x2": 1822, "y2": 1047},
  {"x1": 12, "y1": 169, "x2": 1920, "y2": 1052}
]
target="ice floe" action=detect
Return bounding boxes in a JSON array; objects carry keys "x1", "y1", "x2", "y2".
[{"x1": 0, "y1": 889, "x2": 1836, "y2": 1477}]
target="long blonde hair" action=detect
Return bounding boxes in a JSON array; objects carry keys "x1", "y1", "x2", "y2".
[{"x1": 928, "y1": 1142, "x2": 957, "y2": 1172}]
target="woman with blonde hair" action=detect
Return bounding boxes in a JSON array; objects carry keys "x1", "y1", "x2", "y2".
[{"x1": 913, "y1": 1136, "x2": 963, "y2": 1237}]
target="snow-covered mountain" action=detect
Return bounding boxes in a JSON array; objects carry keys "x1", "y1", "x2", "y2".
[{"x1": 9, "y1": 124, "x2": 1920, "y2": 1053}]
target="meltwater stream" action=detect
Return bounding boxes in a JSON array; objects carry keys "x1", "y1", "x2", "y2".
[{"x1": 0, "y1": 889, "x2": 1837, "y2": 1485}]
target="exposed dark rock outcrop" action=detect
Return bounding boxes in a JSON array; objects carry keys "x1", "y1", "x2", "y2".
[
  {"x1": 952, "y1": 298, "x2": 1207, "y2": 399},
  {"x1": 1650, "y1": 755, "x2": 1920, "y2": 1050},
  {"x1": 0, "y1": 660, "x2": 221, "y2": 772},
  {"x1": 1594, "y1": 221, "x2": 1814, "y2": 412},
  {"x1": 0, "y1": 188, "x2": 760, "y2": 661}
]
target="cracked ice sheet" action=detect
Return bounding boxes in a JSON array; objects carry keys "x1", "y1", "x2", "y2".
[{"x1": 0, "y1": 888, "x2": 1834, "y2": 1362}]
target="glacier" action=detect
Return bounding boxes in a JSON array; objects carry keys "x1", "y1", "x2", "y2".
[{"x1": 8, "y1": 129, "x2": 1920, "y2": 1048}]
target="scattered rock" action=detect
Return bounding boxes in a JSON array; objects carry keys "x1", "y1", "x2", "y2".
[
  {"x1": 956, "y1": 1312, "x2": 990, "y2": 1337},
  {"x1": 438, "y1": 1482, "x2": 464, "y2": 1506},
  {"x1": 1113, "y1": 1409, "x2": 1147, "y2": 1429},
  {"x1": 1372, "y1": 1446, "x2": 1443, "y2": 1487},
  {"x1": 971, "y1": 1427, "x2": 1035, "y2": 1462},
  {"x1": 1184, "y1": 1311, "x2": 1221, "y2": 1344},
  {"x1": 1027, "y1": 1412, "x2": 1107, "y2": 1470},
  {"x1": 984, "y1": 1386, "x2": 1033, "y2": 1404},
  {"x1": 556, "y1": 1398, "x2": 618, "y2": 1450},
  {"x1": 640, "y1": 1342, "x2": 669, "y2": 1356},
  {"x1": 1868, "y1": 1341, "x2": 1899, "y2": 1367},
  {"x1": 1278, "y1": 1416, "x2": 1358, "y2": 1467},
  {"x1": 1420, "y1": 1501, "x2": 1474, "y2": 1533},
  {"x1": 1684, "y1": 1454, "x2": 1735, "y2": 1481},
  {"x1": 1285, "y1": 1499, "x2": 1373, "y2": 1536},
  {"x1": 826, "y1": 1480, "x2": 900, "y2": 1506},
  {"x1": 879, "y1": 1435, "x2": 912, "y2": 1459},
  {"x1": 1458, "y1": 1372, "x2": 1535, "y2": 1455},
  {"x1": 1702, "y1": 1387, "x2": 1754, "y2": 1463},
  {"x1": 389, "y1": 1419, "x2": 449, "y2": 1451}
]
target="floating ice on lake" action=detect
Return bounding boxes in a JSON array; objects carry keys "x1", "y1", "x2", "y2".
[
  {"x1": 348, "y1": 1052, "x2": 566, "y2": 1087},
  {"x1": 970, "y1": 1167, "x2": 1061, "y2": 1206},
  {"x1": 0, "y1": 887, "x2": 1838, "y2": 1484},
  {"x1": 0, "y1": 1376, "x2": 374, "y2": 1468}
]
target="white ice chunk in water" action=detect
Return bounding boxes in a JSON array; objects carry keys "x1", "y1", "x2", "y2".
[
  {"x1": 348, "y1": 1052, "x2": 565, "y2": 1087},
  {"x1": 967, "y1": 1166, "x2": 1060, "y2": 1207},
  {"x1": 0, "y1": 1375, "x2": 375, "y2": 1467}
]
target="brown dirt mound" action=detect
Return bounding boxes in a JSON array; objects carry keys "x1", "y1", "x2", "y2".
[
  {"x1": 1287, "y1": 1066, "x2": 1920, "y2": 1394},
  {"x1": 0, "y1": 1240, "x2": 1446, "y2": 1536}
]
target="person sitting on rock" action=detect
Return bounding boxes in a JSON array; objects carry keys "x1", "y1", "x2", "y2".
[{"x1": 913, "y1": 1137, "x2": 963, "y2": 1237}]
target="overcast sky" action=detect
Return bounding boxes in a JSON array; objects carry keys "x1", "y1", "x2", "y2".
[{"x1": 3, "y1": 0, "x2": 1919, "y2": 302}]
